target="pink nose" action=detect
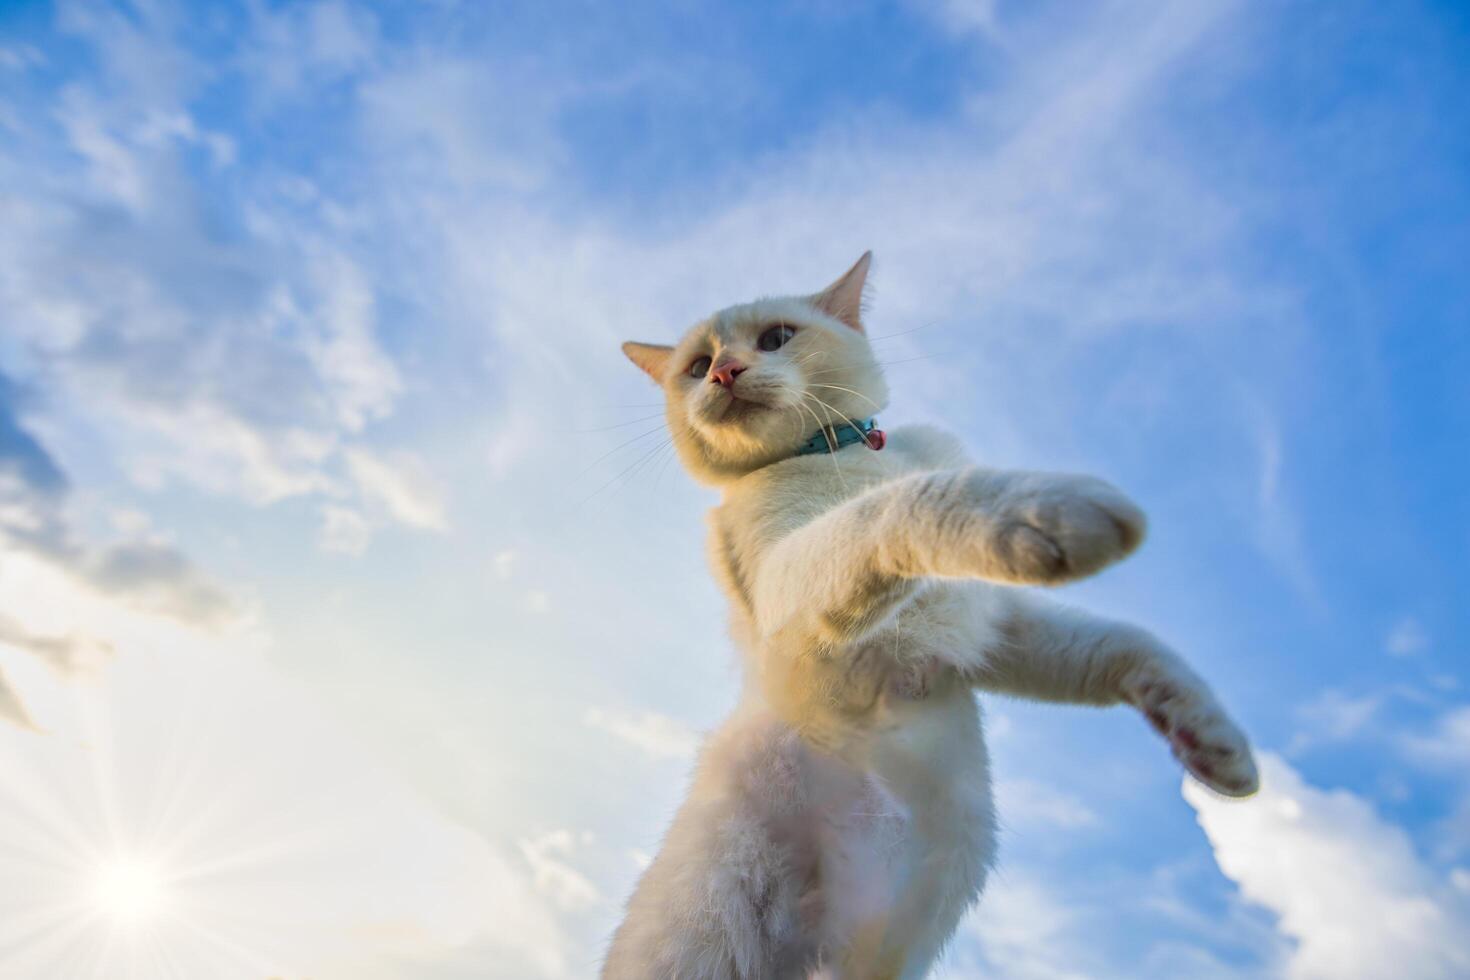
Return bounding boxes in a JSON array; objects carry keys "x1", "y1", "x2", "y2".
[{"x1": 709, "y1": 360, "x2": 746, "y2": 388}]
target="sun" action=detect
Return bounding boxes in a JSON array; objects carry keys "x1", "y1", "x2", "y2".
[{"x1": 92, "y1": 857, "x2": 169, "y2": 927}]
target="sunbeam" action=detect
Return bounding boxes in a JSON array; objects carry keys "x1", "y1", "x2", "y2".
[{"x1": 92, "y1": 857, "x2": 169, "y2": 928}]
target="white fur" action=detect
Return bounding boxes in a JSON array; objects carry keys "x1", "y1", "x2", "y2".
[{"x1": 605, "y1": 255, "x2": 1257, "y2": 979}]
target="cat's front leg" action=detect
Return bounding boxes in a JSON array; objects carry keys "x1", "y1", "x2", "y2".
[
  {"x1": 753, "y1": 468, "x2": 1145, "y2": 648},
  {"x1": 977, "y1": 595, "x2": 1259, "y2": 798},
  {"x1": 888, "y1": 468, "x2": 1147, "y2": 586}
]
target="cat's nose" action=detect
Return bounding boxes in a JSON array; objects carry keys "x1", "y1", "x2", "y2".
[{"x1": 709, "y1": 360, "x2": 747, "y2": 388}]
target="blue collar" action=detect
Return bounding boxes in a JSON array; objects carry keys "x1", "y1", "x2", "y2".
[{"x1": 793, "y1": 417, "x2": 884, "y2": 457}]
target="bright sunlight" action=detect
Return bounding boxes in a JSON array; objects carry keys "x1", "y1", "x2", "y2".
[{"x1": 92, "y1": 857, "x2": 169, "y2": 927}]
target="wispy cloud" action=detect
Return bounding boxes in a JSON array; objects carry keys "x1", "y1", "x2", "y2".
[
  {"x1": 1288, "y1": 688, "x2": 1384, "y2": 753},
  {"x1": 1386, "y1": 616, "x2": 1431, "y2": 657},
  {"x1": 344, "y1": 448, "x2": 449, "y2": 532},
  {"x1": 583, "y1": 706, "x2": 700, "y2": 761},
  {"x1": 994, "y1": 777, "x2": 1099, "y2": 829},
  {"x1": 0, "y1": 372, "x2": 234, "y2": 725}
]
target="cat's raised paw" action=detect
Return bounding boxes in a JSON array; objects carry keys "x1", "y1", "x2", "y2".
[
  {"x1": 1127, "y1": 677, "x2": 1258, "y2": 798},
  {"x1": 987, "y1": 475, "x2": 1147, "y2": 585}
]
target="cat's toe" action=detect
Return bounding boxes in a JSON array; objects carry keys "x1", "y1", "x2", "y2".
[
  {"x1": 1129, "y1": 679, "x2": 1258, "y2": 799},
  {"x1": 1184, "y1": 741, "x2": 1259, "y2": 798},
  {"x1": 1063, "y1": 482, "x2": 1146, "y2": 566},
  {"x1": 993, "y1": 523, "x2": 1066, "y2": 582},
  {"x1": 1074, "y1": 479, "x2": 1147, "y2": 552},
  {"x1": 1170, "y1": 714, "x2": 1257, "y2": 796},
  {"x1": 1018, "y1": 479, "x2": 1147, "y2": 583}
]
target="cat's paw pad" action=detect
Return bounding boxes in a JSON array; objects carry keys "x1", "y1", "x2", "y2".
[
  {"x1": 993, "y1": 476, "x2": 1146, "y2": 584},
  {"x1": 1128, "y1": 678, "x2": 1258, "y2": 798}
]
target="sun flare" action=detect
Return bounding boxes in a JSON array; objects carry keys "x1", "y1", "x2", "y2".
[{"x1": 92, "y1": 858, "x2": 169, "y2": 927}]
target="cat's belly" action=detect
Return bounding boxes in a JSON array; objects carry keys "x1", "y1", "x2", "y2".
[
  {"x1": 739, "y1": 582, "x2": 1002, "y2": 973},
  {"x1": 800, "y1": 696, "x2": 994, "y2": 978}
]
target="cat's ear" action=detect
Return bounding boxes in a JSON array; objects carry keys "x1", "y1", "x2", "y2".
[
  {"x1": 622, "y1": 341, "x2": 674, "y2": 382},
  {"x1": 811, "y1": 251, "x2": 872, "y2": 331}
]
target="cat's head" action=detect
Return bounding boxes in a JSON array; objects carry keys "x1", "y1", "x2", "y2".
[{"x1": 623, "y1": 253, "x2": 888, "y2": 485}]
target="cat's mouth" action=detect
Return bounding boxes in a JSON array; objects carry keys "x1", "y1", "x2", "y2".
[
  {"x1": 698, "y1": 389, "x2": 771, "y2": 425},
  {"x1": 715, "y1": 394, "x2": 771, "y2": 423}
]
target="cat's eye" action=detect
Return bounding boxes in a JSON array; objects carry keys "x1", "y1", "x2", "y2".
[
  {"x1": 757, "y1": 324, "x2": 796, "y2": 352},
  {"x1": 689, "y1": 355, "x2": 712, "y2": 379}
]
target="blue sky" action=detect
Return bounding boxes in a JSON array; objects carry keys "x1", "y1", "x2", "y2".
[{"x1": 0, "y1": 0, "x2": 1467, "y2": 977}]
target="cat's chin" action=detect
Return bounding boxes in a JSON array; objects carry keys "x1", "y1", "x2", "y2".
[
  {"x1": 714, "y1": 397, "x2": 770, "y2": 424},
  {"x1": 695, "y1": 393, "x2": 772, "y2": 428}
]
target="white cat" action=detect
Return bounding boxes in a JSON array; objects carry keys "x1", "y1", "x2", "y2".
[{"x1": 603, "y1": 253, "x2": 1257, "y2": 979}]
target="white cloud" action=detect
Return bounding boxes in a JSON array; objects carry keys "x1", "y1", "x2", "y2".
[
  {"x1": 54, "y1": 0, "x2": 203, "y2": 110},
  {"x1": 917, "y1": 0, "x2": 1004, "y2": 40},
  {"x1": 948, "y1": 858, "x2": 1265, "y2": 980},
  {"x1": 1288, "y1": 689, "x2": 1383, "y2": 753},
  {"x1": 319, "y1": 504, "x2": 373, "y2": 556},
  {"x1": 954, "y1": 868, "x2": 1097, "y2": 980},
  {"x1": 1400, "y1": 706, "x2": 1470, "y2": 860},
  {"x1": 1386, "y1": 616, "x2": 1430, "y2": 657},
  {"x1": 0, "y1": 477, "x2": 235, "y2": 640},
  {"x1": 0, "y1": 670, "x2": 36, "y2": 731},
  {"x1": 0, "y1": 613, "x2": 112, "y2": 681},
  {"x1": 358, "y1": 57, "x2": 563, "y2": 196},
  {"x1": 302, "y1": 253, "x2": 402, "y2": 432},
  {"x1": 0, "y1": 44, "x2": 44, "y2": 72},
  {"x1": 241, "y1": 0, "x2": 379, "y2": 102},
  {"x1": 583, "y1": 706, "x2": 699, "y2": 761},
  {"x1": 106, "y1": 506, "x2": 152, "y2": 535},
  {"x1": 1402, "y1": 705, "x2": 1470, "y2": 770},
  {"x1": 520, "y1": 830, "x2": 602, "y2": 913},
  {"x1": 0, "y1": 544, "x2": 233, "y2": 730},
  {"x1": 0, "y1": 14, "x2": 403, "y2": 519},
  {"x1": 1249, "y1": 408, "x2": 1323, "y2": 608},
  {"x1": 995, "y1": 777, "x2": 1099, "y2": 829},
  {"x1": 345, "y1": 448, "x2": 449, "y2": 531},
  {"x1": 1187, "y1": 752, "x2": 1470, "y2": 980}
]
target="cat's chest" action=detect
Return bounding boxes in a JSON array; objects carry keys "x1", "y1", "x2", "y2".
[
  {"x1": 767, "y1": 633, "x2": 963, "y2": 731},
  {"x1": 715, "y1": 443, "x2": 925, "y2": 568},
  {"x1": 706, "y1": 455, "x2": 884, "y2": 617}
]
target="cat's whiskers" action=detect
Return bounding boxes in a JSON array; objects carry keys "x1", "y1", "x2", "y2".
[
  {"x1": 651, "y1": 439, "x2": 682, "y2": 497},
  {"x1": 797, "y1": 392, "x2": 842, "y2": 432},
  {"x1": 572, "y1": 411, "x2": 667, "y2": 433},
  {"x1": 581, "y1": 421, "x2": 671, "y2": 473},
  {"x1": 780, "y1": 403, "x2": 806, "y2": 444},
  {"x1": 803, "y1": 391, "x2": 849, "y2": 428},
  {"x1": 626, "y1": 437, "x2": 678, "y2": 497},
  {"x1": 805, "y1": 389, "x2": 876, "y2": 439},
  {"x1": 872, "y1": 352, "x2": 954, "y2": 369},
  {"x1": 804, "y1": 389, "x2": 871, "y2": 453},
  {"x1": 866, "y1": 319, "x2": 940, "y2": 343},
  {"x1": 794, "y1": 397, "x2": 844, "y2": 469},
  {"x1": 797, "y1": 392, "x2": 852, "y2": 490},
  {"x1": 792, "y1": 398, "x2": 834, "y2": 448},
  {"x1": 808, "y1": 383, "x2": 881, "y2": 412},
  {"x1": 806, "y1": 366, "x2": 859, "y2": 381},
  {"x1": 803, "y1": 389, "x2": 897, "y2": 481},
  {"x1": 579, "y1": 434, "x2": 675, "y2": 508}
]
